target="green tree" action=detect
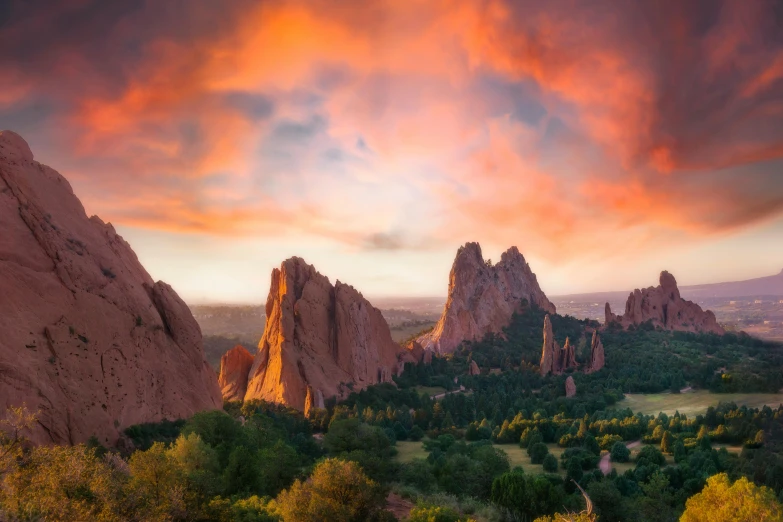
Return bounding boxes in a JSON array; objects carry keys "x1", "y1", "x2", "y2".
[
  {"x1": 408, "y1": 504, "x2": 474, "y2": 522},
  {"x1": 542, "y1": 454, "x2": 558, "y2": 473},
  {"x1": 610, "y1": 441, "x2": 630, "y2": 463},
  {"x1": 128, "y1": 441, "x2": 188, "y2": 520},
  {"x1": 529, "y1": 443, "x2": 549, "y2": 465}
]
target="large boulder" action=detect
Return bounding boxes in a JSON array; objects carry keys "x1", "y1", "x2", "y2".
[
  {"x1": 419, "y1": 242, "x2": 555, "y2": 353},
  {"x1": 605, "y1": 271, "x2": 724, "y2": 334},
  {"x1": 240, "y1": 257, "x2": 402, "y2": 411},
  {"x1": 0, "y1": 130, "x2": 221, "y2": 446}
]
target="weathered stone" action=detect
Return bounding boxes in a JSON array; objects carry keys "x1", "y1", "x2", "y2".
[
  {"x1": 243, "y1": 258, "x2": 401, "y2": 410},
  {"x1": 565, "y1": 376, "x2": 576, "y2": 398},
  {"x1": 605, "y1": 271, "x2": 724, "y2": 334},
  {"x1": 419, "y1": 242, "x2": 555, "y2": 354},
  {"x1": 587, "y1": 331, "x2": 605, "y2": 373},
  {"x1": 0, "y1": 130, "x2": 221, "y2": 446},
  {"x1": 218, "y1": 346, "x2": 254, "y2": 401},
  {"x1": 540, "y1": 314, "x2": 556, "y2": 375},
  {"x1": 469, "y1": 360, "x2": 481, "y2": 375}
]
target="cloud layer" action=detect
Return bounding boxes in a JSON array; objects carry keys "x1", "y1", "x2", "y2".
[{"x1": 2, "y1": 0, "x2": 783, "y2": 297}]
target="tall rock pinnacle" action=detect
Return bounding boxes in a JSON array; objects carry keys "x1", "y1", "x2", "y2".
[
  {"x1": 419, "y1": 242, "x2": 555, "y2": 353},
  {"x1": 236, "y1": 257, "x2": 403, "y2": 411},
  {"x1": 0, "y1": 130, "x2": 221, "y2": 445}
]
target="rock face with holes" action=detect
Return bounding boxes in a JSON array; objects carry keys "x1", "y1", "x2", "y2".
[
  {"x1": 218, "y1": 346, "x2": 255, "y2": 401},
  {"x1": 0, "y1": 130, "x2": 221, "y2": 446},
  {"x1": 605, "y1": 271, "x2": 724, "y2": 334},
  {"x1": 419, "y1": 242, "x2": 555, "y2": 354},
  {"x1": 241, "y1": 257, "x2": 403, "y2": 411}
]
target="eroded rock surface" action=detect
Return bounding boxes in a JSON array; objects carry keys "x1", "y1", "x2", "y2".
[
  {"x1": 587, "y1": 331, "x2": 605, "y2": 373},
  {"x1": 242, "y1": 258, "x2": 402, "y2": 411},
  {"x1": 0, "y1": 130, "x2": 221, "y2": 446},
  {"x1": 218, "y1": 346, "x2": 254, "y2": 401},
  {"x1": 565, "y1": 376, "x2": 576, "y2": 398},
  {"x1": 605, "y1": 271, "x2": 724, "y2": 334},
  {"x1": 469, "y1": 360, "x2": 481, "y2": 376},
  {"x1": 419, "y1": 242, "x2": 555, "y2": 353}
]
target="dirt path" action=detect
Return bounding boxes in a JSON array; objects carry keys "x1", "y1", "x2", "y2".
[
  {"x1": 432, "y1": 385, "x2": 466, "y2": 400},
  {"x1": 600, "y1": 440, "x2": 641, "y2": 475},
  {"x1": 385, "y1": 493, "x2": 414, "y2": 520}
]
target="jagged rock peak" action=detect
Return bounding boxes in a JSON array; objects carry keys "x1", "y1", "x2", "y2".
[
  {"x1": 587, "y1": 331, "x2": 605, "y2": 373},
  {"x1": 565, "y1": 376, "x2": 577, "y2": 398},
  {"x1": 0, "y1": 130, "x2": 221, "y2": 446},
  {"x1": 218, "y1": 346, "x2": 254, "y2": 402},
  {"x1": 419, "y1": 242, "x2": 555, "y2": 353},
  {"x1": 239, "y1": 257, "x2": 402, "y2": 411},
  {"x1": 606, "y1": 270, "x2": 724, "y2": 335}
]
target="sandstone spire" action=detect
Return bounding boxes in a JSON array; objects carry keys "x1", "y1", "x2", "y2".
[
  {"x1": 469, "y1": 360, "x2": 481, "y2": 376},
  {"x1": 218, "y1": 345, "x2": 254, "y2": 401},
  {"x1": 565, "y1": 376, "x2": 577, "y2": 398},
  {"x1": 0, "y1": 131, "x2": 221, "y2": 446},
  {"x1": 605, "y1": 271, "x2": 724, "y2": 334},
  {"x1": 241, "y1": 257, "x2": 402, "y2": 410},
  {"x1": 540, "y1": 314, "x2": 556, "y2": 375},
  {"x1": 419, "y1": 242, "x2": 555, "y2": 353},
  {"x1": 587, "y1": 331, "x2": 605, "y2": 373}
]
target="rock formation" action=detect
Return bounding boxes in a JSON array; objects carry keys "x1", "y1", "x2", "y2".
[
  {"x1": 605, "y1": 271, "x2": 724, "y2": 335},
  {"x1": 218, "y1": 346, "x2": 254, "y2": 401},
  {"x1": 565, "y1": 376, "x2": 576, "y2": 398},
  {"x1": 540, "y1": 315, "x2": 556, "y2": 375},
  {"x1": 0, "y1": 130, "x2": 221, "y2": 446},
  {"x1": 419, "y1": 242, "x2": 555, "y2": 353},
  {"x1": 469, "y1": 360, "x2": 481, "y2": 376},
  {"x1": 240, "y1": 257, "x2": 402, "y2": 411},
  {"x1": 586, "y1": 331, "x2": 605, "y2": 373},
  {"x1": 540, "y1": 316, "x2": 579, "y2": 376},
  {"x1": 558, "y1": 337, "x2": 577, "y2": 371}
]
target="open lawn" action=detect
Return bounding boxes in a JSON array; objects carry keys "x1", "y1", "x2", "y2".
[
  {"x1": 413, "y1": 385, "x2": 447, "y2": 397},
  {"x1": 622, "y1": 390, "x2": 783, "y2": 417},
  {"x1": 395, "y1": 441, "x2": 565, "y2": 475},
  {"x1": 395, "y1": 441, "x2": 429, "y2": 462}
]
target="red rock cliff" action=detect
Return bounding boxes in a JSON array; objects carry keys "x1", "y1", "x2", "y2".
[
  {"x1": 419, "y1": 242, "x2": 555, "y2": 353},
  {"x1": 242, "y1": 257, "x2": 402, "y2": 410},
  {"x1": 605, "y1": 271, "x2": 724, "y2": 335},
  {"x1": 0, "y1": 131, "x2": 221, "y2": 446}
]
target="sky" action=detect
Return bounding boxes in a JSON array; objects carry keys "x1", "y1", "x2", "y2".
[{"x1": 2, "y1": 0, "x2": 783, "y2": 304}]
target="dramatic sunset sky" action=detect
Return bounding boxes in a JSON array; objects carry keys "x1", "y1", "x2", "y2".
[{"x1": 2, "y1": 0, "x2": 783, "y2": 303}]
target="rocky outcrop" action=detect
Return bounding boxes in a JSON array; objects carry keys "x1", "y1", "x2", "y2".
[
  {"x1": 586, "y1": 331, "x2": 605, "y2": 373},
  {"x1": 241, "y1": 258, "x2": 402, "y2": 411},
  {"x1": 218, "y1": 346, "x2": 254, "y2": 401},
  {"x1": 304, "y1": 386, "x2": 325, "y2": 417},
  {"x1": 558, "y1": 337, "x2": 577, "y2": 371},
  {"x1": 419, "y1": 243, "x2": 555, "y2": 353},
  {"x1": 541, "y1": 316, "x2": 579, "y2": 376},
  {"x1": 565, "y1": 376, "x2": 576, "y2": 398},
  {"x1": 0, "y1": 130, "x2": 221, "y2": 446},
  {"x1": 605, "y1": 271, "x2": 724, "y2": 334},
  {"x1": 469, "y1": 360, "x2": 481, "y2": 376}
]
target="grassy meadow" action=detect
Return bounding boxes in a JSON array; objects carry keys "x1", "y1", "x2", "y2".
[{"x1": 622, "y1": 390, "x2": 783, "y2": 417}]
